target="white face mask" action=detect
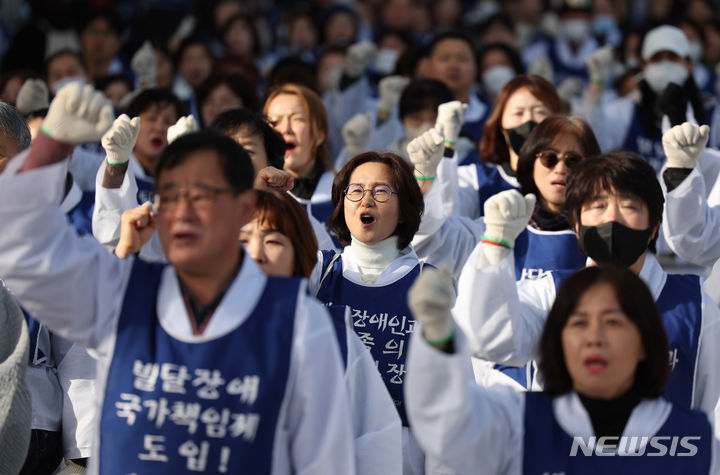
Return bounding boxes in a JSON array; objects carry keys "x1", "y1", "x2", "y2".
[
  {"x1": 51, "y1": 76, "x2": 86, "y2": 95},
  {"x1": 482, "y1": 65, "x2": 516, "y2": 97},
  {"x1": 374, "y1": 48, "x2": 400, "y2": 75},
  {"x1": 688, "y1": 41, "x2": 703, "y2": 62},
  {"x1": 560, "y1": 19, "x2": 590, "y2": 43},
  {"x1": 643, "y1": 61, "x2": 689, "y2": 94},
  {"x1": 404, "y1": 121, "x2": 433, "y2": 141}
]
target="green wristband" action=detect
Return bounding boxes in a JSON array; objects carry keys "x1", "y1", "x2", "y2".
[
  {"x1": 444, "y1": 139, "x2": 456, "y2": 147},
  {"x1": 39, "y1": 125, "x2": 54, "y2": 139},
  {"x1": 416, "y1": 176, "x2": 436, "y2": 181},
  {"x1": 480, "y1": 235, "x2": 512, "y2": 249},
  {"x1": 106, "y1": 158, "x2": 129, "y2": 166},
  {"x1": 590, "y1": 77, "x2": 604, "y2": 85},
  {"x1": 426, "y1": 329, "x2": 455, "y2": 347}
]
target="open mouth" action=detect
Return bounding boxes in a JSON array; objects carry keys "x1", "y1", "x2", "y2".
[
  {"x1": 151, "y1": 138, "x2": 164, "y2": 148},
  {"x1": 285, "y1": 141, "x2": 297, "y2": 152},
  {"x1": 551, "y1": 180, "x2": 566, "y2": 188},
  {"x1": 172, "y1": 231, "x2": 198, "y2": 244},
  {"x1": 360, "y1": 214, "x2": 375, "y2": 225},
  {"x1": 584, "y1": 356, "x2": 608, "y2": 373}
]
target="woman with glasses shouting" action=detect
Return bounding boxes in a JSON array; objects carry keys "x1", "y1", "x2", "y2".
[{"x1": 307, "y1": 151, "x2": 431, "y2": 474}]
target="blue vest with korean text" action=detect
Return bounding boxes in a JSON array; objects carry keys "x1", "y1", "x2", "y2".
[
  {"x1": 550, "y1": 271, "x2": 703, "y2": 408},
  {"x1": 65, "y1": 190, "x2": 95, "y2": 237},
  {"x1": 316, "y1": 250, "x2": 421, "y2": 426},
  {"x1": 522, "y1": 392, "x2": 712, "y2": 474},
  {"x1": 514, "y1": 227, "x2": 586, "y2": 281},
  {"x1": 99, "y1": 260, "x2": 296, "y2": 474},
  {"x1": 475, "y1": 162, "x2": 518, "y2": 217},
  {"x1": 621, "y1": 106, "x2": 665, "y2": 174}
]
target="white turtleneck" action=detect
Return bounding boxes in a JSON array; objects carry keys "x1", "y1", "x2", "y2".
[{"x1": 349, "y1": 236, "x2": 401, "y2": 284}]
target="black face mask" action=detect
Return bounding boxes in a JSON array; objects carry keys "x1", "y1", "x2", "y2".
[
  {"x1": 577, "y1": 221, "x2": 653, "y2": 267},
  {"x1": 504, "y1": 121, "x2": 538, "y2": 155}
]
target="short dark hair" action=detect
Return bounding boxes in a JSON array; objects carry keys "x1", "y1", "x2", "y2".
[
  {"x1": 175, "y1": 36, "x2": 214, "y2": 70},
  {"x1": 478, "y1": 42, "x2": 524, "y2": 75},
  {"x1": 210, "y1": 108, "x2": 286, "y2": 170},
  {"x1": 427, "y1": 30, "x2": 477, "y2": 60},
  {"x1": 516, "y1": 115, "x2": 601, "y2": 198},
  {"x1": 124, "y1": 88, "x2": 185, "y2": 119},
  {"x1": 398, "y1": 79, "x2": 454, "y2": 121},
  {"x1": 44, "y1": 50, "x2": 87, "y2": 79},
  {"x1": 254, "y1": 189, "x2": 318, "y2": 278},
  {"x1": 220, "y1": 13, "x2": 260, "y2": 57},
  {"x1": 77, "y1": 8, "x2": 124, "y2": 37},
  {"x1": 196, "y1": 72, "x2": 259, "y2": 126},
  {"x1": 539, "y1": 265, "x2": 669, "y2": 398},
  {"x1": 94, "y1": 73, "x2": 133, "y2": 93},
  {"x1": 565, "y1": 151, "x2": 664, "y2": 250},
  {"x1": 155, "y1": 131, "x2": 254, "y2": 193},
  {"x1": 329, "y1": 151, "x2": 423, "y2": 249}
]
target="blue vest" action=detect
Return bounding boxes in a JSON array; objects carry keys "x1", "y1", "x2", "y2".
[
  {"x1": 621, "y1": 106, "x2": 665, "y2": 174},
  {"x1": 136, "y1": 175, "x2": 154, "y2": 205},
  {"x1": 546, "y1": 40, "x2": 590, "y2": 85},
  {"x1": 65, "y1": 190, "x2": 95, "y2": 237},
  {"x1": 304, "y1": 200, "x2": 341, "y2": 248},
  {"x1": 551, "y1": 271, "x2": 703, "y2": 408},
  {"x1": 474, "y1": 162, "x2": 518, "y2": 217},
  {"x1": 326, "y1": 303, "x2": 349, "y2": 369},
  {"x1": 514, "y1": 228, "x2": 586, "y2": 281},
  {"x1": 99, "y1": 260, "x2": 297, "y2": 474},
  {"x1": 522, "y1": 392, "x2": 712, "y2": 474},
  {"x1": 315, "y1": 251, "x2": 421, "y2": 426}
]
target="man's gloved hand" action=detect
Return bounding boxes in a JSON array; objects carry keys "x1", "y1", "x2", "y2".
[
  {"x1": 41, "y1": 83, "x2": 115, "y2": 144},
  {"x1": 480, "y1": 189, "x2": 536, "y2": 266},
  {"x1": 434, "y1": 100, "x2": 468, "y2": 147},
  {"x1": 15, "y1": 79, "x2": 49, "y2": 116},
  {"x1": 344, "y1": 41, "x2": 377, "y2": 78},
  {"x1": 377, "y1": 75, "x2": 409, "y2": 116},
  {"x1": 342, "y1": 113, "x2": 372, "y2": 159},
  {"x1": 408, "y1": 267, "x2": 455, "y2": 345},
  {"x1": 407, "y1": 127, "x2": 444, "y2": 181},
  {"x1": 528, "y1": 55, "x2": 554, "y2": 83},
  {"x1": 167, "y1": 115, "x2": 198, "y2": 144},
  {"x1": 586, "y1": 44, "x2": 614, "y2": 86},
  {"x1": 131, "y1": 41, "x2": 157, "y2": 89},
  {"x1": 101, "y1": 114, "x2": 141, "y2": 165},
  {"x1": 658, "y1": 83, "x2": 688, "y2": 127},
  {"x1": 662, "y1": 122, "x2": 710, "y2": 169},
  {"x1": 557, "y1": 77, "x2": 584, "y2": 104}
]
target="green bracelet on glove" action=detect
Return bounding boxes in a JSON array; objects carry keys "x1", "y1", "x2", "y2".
[{"x1": 426, "y1": 329, "x2": 455, "y2": 347}]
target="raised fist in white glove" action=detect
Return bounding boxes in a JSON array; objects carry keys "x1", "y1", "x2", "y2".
[
  {"x1": 342, "y1": 113, "x2": 372, "y2": 158},
  {"x1": 345, "y1": 41, "x2": 377, "y2": 78},
  {"x1": 407, "y1": 127, "x2": 444, "y2": 180},
  {"x1": 15, "y1": 79, "x2": 49, "y2": 116},
  {"x1": 377, "y1": 75, "x2": 408, "y2": 115},
  {"x1": 101, "y1": 114, "x2": 141, "y2": 165},
  {"x1": 435, "y1": 100, "x2": 468, "y2": 145},
  {"x1": 131, "y1": 41, "x2": 157, "y2": 89},
  {"x1": 528, "y1": 56, "x2": 554, "y2": 84},
  {"x1": 167, "y1": 115, "x2": 198, "y2": 144},
  {"x1": 586, "y1": 44, "x2": 613, "y2": 86},
  {"x1": 481, "y1": 189, "x2": 536, "y2": 266},
  {"x1": 662, "y1": 122, "x2": 710, "y2": 169},
  {"x1": 42, "y1": 83, "x2": 114, "y2": 144},
  {"x1": 557, "y1": 77, "x2": 584, "y2": 104},
  {"x1": 408, "y1": 267, "x2": 455, "y2": 344}
]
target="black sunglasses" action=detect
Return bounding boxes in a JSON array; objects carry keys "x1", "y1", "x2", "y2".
[{"x1": 536, "y1": 150, "x2": 583, "y2": 170}]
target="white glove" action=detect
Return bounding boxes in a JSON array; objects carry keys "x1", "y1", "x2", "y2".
[
  {"x1": 342, "y1": 113, "x2": 372, "y2": 158},
  {"x1": 42, "y1": 83, "x2": 115, "y2": 144},
  {"x1": 662, "y1": 122, "x2": 710, "y2": 169},
  {"x1": 344, "y1": 41, "x2": 377, "y2": 78},
  {"x1": 377, "y1": 75, "x2": 408, "y2": 114},
  {"x1": 131, "y1": 41, "x2": 157, "y2": 89},
  {"x1": 481, "y1": 189, "x2": 536, "y2": 266},
  {"x1": 528, "y1": 55, "x2": 554, "y2": 84},
  {"x1": 435, "y1": 100, "x2": 468, "y2": 145},
  {"x1": 557, "y1": 77, "x2": 584, "y2": 104},
  {"x1": 167, "y1": 115, "x2": 198, "y2": 144},
  {"x1": 407, "y1": 267, "x2": 455, "y2": 344},
  {"x1": 101, "y1": 114, "x2": 141, "y2": 165},
  {"x1": 15, "y1": 78, "x2": 49, "y2": 116},
  {"x1": 586, "y1": 44, "x2": 614, "y2": 85},
  {"x1": 407, "y1": 127, "x2": 444, "y2": 180}
]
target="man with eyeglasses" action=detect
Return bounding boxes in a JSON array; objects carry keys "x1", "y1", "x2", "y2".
[{"x1": 0, "y1": 83, "x2": 355, "y2": 474}]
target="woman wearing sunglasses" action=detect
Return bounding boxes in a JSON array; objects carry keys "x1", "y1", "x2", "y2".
[
  {"x1": 307, "y1": 151, "x2": 431, "y2": 474},
  {"x1": 406, "y1": 264, "x2": 719, "y2": 474}
]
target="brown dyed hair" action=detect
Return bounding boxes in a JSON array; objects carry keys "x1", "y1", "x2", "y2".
[
  {"x1": 478, "y1": 74, "x2": 565, "y2": 165},
  {"x1": 539, "y1": 265, "x2": 669, "y2": 398},
  {"x1": 253, "y1": 189, "x2": 319, "y2": 278},
  {"x1": 516, "y1": 115, "x2": 601, "y2": 202},
  {"x1": 329, "y1": 151, "x2": 424, "y2": 249},
  {"x1": 263, "y1": 83, "x2": 332, "y2": 174}
]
